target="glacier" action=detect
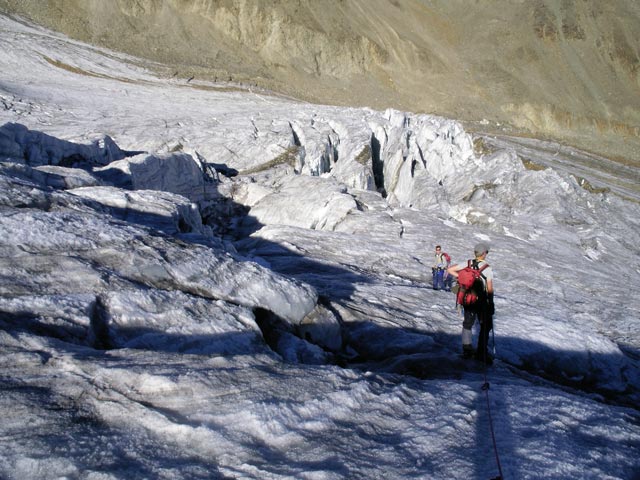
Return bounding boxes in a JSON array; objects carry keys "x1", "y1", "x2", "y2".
[{"x1": 0, "y1": 14, "x2": 639, "y2": 480}]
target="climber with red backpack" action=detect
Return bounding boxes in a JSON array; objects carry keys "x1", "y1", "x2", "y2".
[{"x1": 447, "y1": 243, "x2": 495, "y2": 364}]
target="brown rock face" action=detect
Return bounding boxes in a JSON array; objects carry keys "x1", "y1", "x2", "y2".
[{"x1": 1, "y1": 0, "x2": 638, "y2": 165}]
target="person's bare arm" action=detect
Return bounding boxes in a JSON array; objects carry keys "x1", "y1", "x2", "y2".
[
  {"x1": 486, "y1": 278, "x2": 494, "y2": 294},
  {"x1": 447, "y1": 264, "x2": 462, "y2": 278}
]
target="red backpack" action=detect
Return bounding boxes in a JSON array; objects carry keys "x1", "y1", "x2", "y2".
[{"x1": 456, "y1": 260, "x2": 489, "y2": 309}]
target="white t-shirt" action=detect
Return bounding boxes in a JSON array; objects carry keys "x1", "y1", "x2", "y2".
[{"x1": 471, "y1": 259, "x2": 493, "y2": 282}]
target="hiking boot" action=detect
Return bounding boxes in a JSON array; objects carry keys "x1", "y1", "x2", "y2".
[
  {"x1": 474, "y1": 351, "x2": 493, "y2": 365},
  {"x1": 462, "y1": 345, "x2": 475, "y2": 359}
]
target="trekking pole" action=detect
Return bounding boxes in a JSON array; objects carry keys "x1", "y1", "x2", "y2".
[{"x1": 491, "y1": 322, "x2": 496, "y2": 356}]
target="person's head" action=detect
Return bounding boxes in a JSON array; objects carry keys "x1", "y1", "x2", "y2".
[
  {"x1": 474, "y1": 242, "x2": 490, "y2": 258},
  {"x1": 435, "y1": 245, "x2": 442, "y2": 253}
]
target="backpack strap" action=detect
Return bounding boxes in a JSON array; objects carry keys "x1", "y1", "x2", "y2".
[
  {"x1": 470, "y1": 260, "x2": 490, "y2": 292},
  {"x1": 470, "y1": 259, "x2": 489, "y2": 272}
]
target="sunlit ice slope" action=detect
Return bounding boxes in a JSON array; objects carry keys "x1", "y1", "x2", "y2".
[
  {"x1": 0, "y1": 9, "x2": 639, "y2": 410},
  {"x1": 0, "y1": 0, "x2": 638, "y2": 169}
]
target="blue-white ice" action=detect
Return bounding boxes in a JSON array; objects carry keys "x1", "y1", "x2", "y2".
[{"x1": 0, "y1": 15, "x2": 639, "y2": 480}]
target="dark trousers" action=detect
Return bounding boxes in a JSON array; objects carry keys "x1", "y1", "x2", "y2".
[{"x1": 463, "y1": 306, "x2": 493, "y2": 355}]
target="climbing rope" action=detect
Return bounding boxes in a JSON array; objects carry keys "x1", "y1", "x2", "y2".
[{"x1": 480, "y1": 329, "x2": 504, "y2": 480}]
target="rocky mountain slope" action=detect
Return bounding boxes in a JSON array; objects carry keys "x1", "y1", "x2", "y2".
[{"x1": 1, "y1": 0, "x2": 638, "y2": 166}]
